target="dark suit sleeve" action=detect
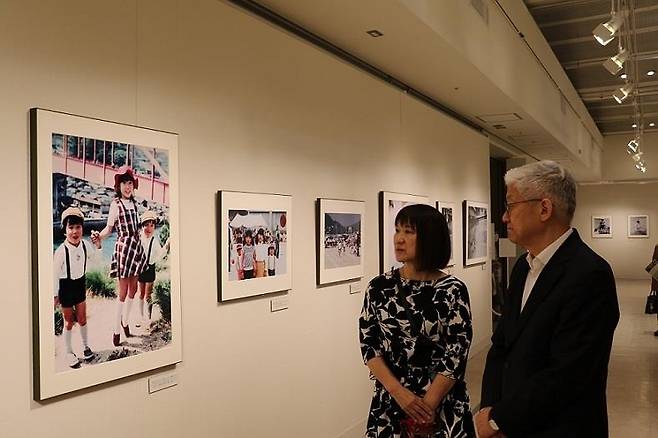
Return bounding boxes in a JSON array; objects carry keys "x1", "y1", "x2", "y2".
[
  {"x1": 491, "y1": 266, "x2": 619, "y2": 436},
  {"x1": 480, "y1": 309, "x2": 505, "y2": 407}
]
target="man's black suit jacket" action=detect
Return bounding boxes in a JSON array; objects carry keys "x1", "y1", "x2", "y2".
[{"x1": 481, "y1": 230, "x2": 619, "y2": 437}]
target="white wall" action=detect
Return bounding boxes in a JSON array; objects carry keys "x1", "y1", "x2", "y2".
[
  {"x1": 601, "y1": 132, "x2": 658, "y2": 181},
  {"x1": 574, "y1": 183, "x2": 658, "y2": 280},
  {"x1": 0, "y1": 1, "x2": 492, "y2": 437}
]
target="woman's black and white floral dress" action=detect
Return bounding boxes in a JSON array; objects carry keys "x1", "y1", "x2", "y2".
[{"x1": 359, "y1": 269, "x2": 474, "y2": 438}]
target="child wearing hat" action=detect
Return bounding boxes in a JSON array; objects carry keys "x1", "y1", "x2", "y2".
[
  {"x1": 94, "y1": 165, "x2": 148, "y2": 347},
  {"x1": 53, "y1": 207, "x2": 102, "y2": 368},
  {"x1": 135, "y1": 210, "x2": 170, "y2": 326}
]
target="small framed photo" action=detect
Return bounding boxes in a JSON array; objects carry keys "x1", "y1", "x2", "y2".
[
  {"x1": 218, "y1": 191, "x2": 292, "y2": 302},
  {"x1": 627, "y1": 215, "x2": 649, "y2": 238},
  {"x1": 317, "y1": 198, "x2": 365, "y2": 285},
  {"x1": 463, "y1": 200, "x2": 489, "y2": 266},
  {"x1": 379, "y1": 191, "x2": 430, "y2": 273},
  {"x1": 592, "y1": 216, "x2": 613, "y2": 238},
  {"x1": 437, "y1": 201, "x2": 456, "y2": 267},
  {"x1": 31, "y1": 108, "x2": 182, "y2": 400}
]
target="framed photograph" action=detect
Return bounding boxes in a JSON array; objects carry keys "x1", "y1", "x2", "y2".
[
  {"x1": 463, "y1": 200, "x2": 489, "y2": 266},
  {"x1": 592, "y1": 215, "x2": 613, "y2": 238},
  {"x1": 317, "y1": 198, "x2": 365, "y2": 285},
  {"x1": 628, "y1": 215, "x2": 649, "y2": 238},
  {"x1": 30, "y1": 108, "x2": 182, "y2": 400},
  {"x1": 437, "y1": 201, "x2": 456, "y2": 267},
  {"x1": 218, "y1": 190, "x2": 292, "y2": 301},
  {"x1": 379, "y1": 191, "x2": 430, "y2": 273}
]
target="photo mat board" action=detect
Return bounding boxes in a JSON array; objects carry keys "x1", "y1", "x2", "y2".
[
  {"x1": 437, "y1": 201, "x2": 457, "y2": 267},
  {"x1": 379, "y1": 191, "x2": 431, "y2": 274},
  {"x1": 627, "y1": 214, "x2": 649, "y2": 238},
  {"x1": 592, "y1": 215, "x2": 613, "y2": 238},
  {"x1": 30, "y1": 108, "x2": 182, "y2": 400},
  {"x1": 218, "y1": 191, "x2": 292, "y2": 301},
  {"x1": 463, "y1": 200, "x2": 489, "y2": 266},
  {"x1": 317, "y1": 198, "x2": 365, "y2": 285}
]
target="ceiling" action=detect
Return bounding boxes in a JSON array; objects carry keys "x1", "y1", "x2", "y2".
[{"x1": 524, "y1": 0, "x2": 658, "y2": 135}]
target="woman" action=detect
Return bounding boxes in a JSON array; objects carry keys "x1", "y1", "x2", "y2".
[
  {"x1": 95, "y1": 166, "x2": 148, "y2": 347},
  {"x1": 359, "y1": 204, "x2": 474, "y2": 437}
]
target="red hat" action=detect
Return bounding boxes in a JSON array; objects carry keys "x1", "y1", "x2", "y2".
[{"x1": 114, "y1": 165, "x2": 139, "y2": 190}]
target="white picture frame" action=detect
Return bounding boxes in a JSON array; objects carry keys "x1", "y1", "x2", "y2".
[
  {"x1": 463, "y1": 200, "x2": 489, "y2": 266},
  {"x1": 317, "y1": 198, "x2": 365, "y2": 285},
  {"x1": 627, "y1": 214, "x2": 649, "y2": 238},
  {"x1": 592, "y1": 215, "x2": 613, "y2": 238},
  {"x1": 437, "y1": 201, "x2": 457, "y2": 267},
  {"x1": 31, "y1": 108, "x2": 182, "y2": 400},
  {"x1": 379, "y1": 191, "x2": 431, "y2": 274},
  {"x1": 218, "y1": 190, "x2": 292, "y2": 301}
]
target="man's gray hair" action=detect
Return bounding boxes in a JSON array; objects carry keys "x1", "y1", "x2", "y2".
[{"x1": 504, "y1": 160, "x2": 577, "y2": 223}]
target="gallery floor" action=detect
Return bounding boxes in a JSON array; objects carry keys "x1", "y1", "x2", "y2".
[{"x1": 464, "y1": 279, "x2": 658, "y2": 438}]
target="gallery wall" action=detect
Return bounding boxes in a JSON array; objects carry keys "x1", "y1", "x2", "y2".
[
  {"x1": 573, "y1": 182, "x2": 658, "y2": 280},
  {"x1": 0, "y1": 1, "x2": 491, "y2": 437}
]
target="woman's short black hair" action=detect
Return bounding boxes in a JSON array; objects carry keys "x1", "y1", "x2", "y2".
[{"x1": 395, "y1": 204, "x2": 451, "y2": 271}]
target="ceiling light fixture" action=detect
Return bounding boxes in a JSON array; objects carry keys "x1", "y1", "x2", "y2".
[
  {"x1": 627, "y1": 139, "x2": 640, "y2": 154},
  {"x1": 631, "y1": 151, "x2": 644, "y2": 162},
  {"x1": 620, "y1": 73, "x2": 627, "y2": 79},
  {"x1": 366, "y1": 30, "x2": 383, "y2": 38},
  {"x1": 648, "y1": 70, "x2": 656, "y2": 76},
  {"x1": 650, "y1": 122, "x2": 656, "y2": 127},
  {"x1": 603, "y1": 49, "x2": 629, "y2": 75},
  {"x1": 632, "y1": 123, "x2": 637, "y2": 128},
  {"x1": 613, "y1": 84, "x2": 633, "y2": 103},
  {"x1": 593, "y1": 13, "x2": 623, "y2": 46},
  {"x1": 635, "y1": 161, "x2": 646, "y2": 172}
]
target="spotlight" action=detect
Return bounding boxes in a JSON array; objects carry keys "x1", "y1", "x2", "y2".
[
  {"x1": 631, "y1": 151, "x2": 644, "y2": 162},
  {"x1": 593, "y1": 13, "x2": 623, "y2": 46},
  {"x1": 650, "y1": 122, "x2": 656, "y2": 127},
  {"x1": 603, "y1": 49, "x2": 629, "y2": 75},
  {"x1": 648, "y1": 70, "x2": 656, "y2": 76},
  {"x1": 620, "y1": 73, "x2": 628, "y2": 79},
  {"x1": 635, "y1": 161, "x2": 646, "y2": 172},
  {"x1": 627, "y1": 139, "x2": 640, "y2": 154},
  {"x1": 613, "y1": 84, "x2": 632, "y2": 103},
  {"x1": 632, "y1": 123, "x2": 637, "y2": 128}
]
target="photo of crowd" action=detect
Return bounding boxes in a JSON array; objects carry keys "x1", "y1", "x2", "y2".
[
  {"x1": 227, "y1": 210, "x2": 288, "y2": 281},
  {"x1": 324, "y1": 213, "x2": 361, "y2": 269}
]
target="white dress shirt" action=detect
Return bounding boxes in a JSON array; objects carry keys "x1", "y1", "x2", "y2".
[{"x1": 521, "y1": 228, "x2": 574, "y2": 311}]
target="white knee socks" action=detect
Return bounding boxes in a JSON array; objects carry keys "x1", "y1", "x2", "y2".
[
  {"x1": 115, "y1": 300, "x2": 124, "y2": 333},
  {"x1": 65, "y1": 328, "x2": 73, "y2": 354},
  {"x1": 80, "y1": 324, "x2": 88, "y2": 348},
  {"x1": 124, "y1": 297, "x2": 134, "y2": 324},
  {"x1": 138, "y1": 297, "x2": 145, "y2": 318}
]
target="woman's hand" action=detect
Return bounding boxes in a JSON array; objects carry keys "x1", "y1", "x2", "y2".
[{"x1": 390, "y1": 386, "x2": 434, "y2": 423}]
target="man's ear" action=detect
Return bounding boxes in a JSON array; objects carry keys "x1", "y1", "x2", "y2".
[{"x1": 539, "y1": 198, "x2": 553, "y2": 222}]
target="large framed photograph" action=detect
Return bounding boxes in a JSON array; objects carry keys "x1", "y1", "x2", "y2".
[
  {"x1": 628, "y1": 215, "x2": 649, "y2": 238},
  {"x1": 317, "y1": 198, "x2": 364, "y2": 285},
  {"x1": 30, "y1": 108, "x2": 182, "y2": 400},
  {"x1": 463, "y1": 200, "x2": 489, "y2": 266},
  {"x1": 379, "y1": 191, "x2": 430, "y2": 273},
  {"x1": 437, "y1": 201, "x2": 456, "y2": 267},
  {"x1": 592, "y1": 215, "x2": 612, "y2": 238},
  {"x1": 218, "y1": 191, "x2": 292, "y2": 301}
]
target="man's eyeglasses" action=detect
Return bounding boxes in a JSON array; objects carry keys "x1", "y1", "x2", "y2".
[{"x1": 504, "y1": 198, "x2": 542, "y2": 213}]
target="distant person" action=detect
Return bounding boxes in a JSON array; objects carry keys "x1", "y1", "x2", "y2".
[
  {"x1": 241, "y1": 230, "x2": 255, "y2": 280},
  {"x1": 476, "y1": 161, "x2": 619, "y2": 438},
  {"x1": 53, "y1": 207, "x2": 102, "y2": 368},
  {"x1": 267, "y1": 245, "x2": 276, "y2": 276},
  {"x1": 254, "y1": 229, "x2": 268, "y2": 277},
  {"x1": 359, "y1": 204, "x2": 474, "y2": 437}
]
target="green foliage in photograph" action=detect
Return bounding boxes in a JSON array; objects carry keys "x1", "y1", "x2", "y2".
[
  {"x1": 153, "y1": 280, "x2": 171, "y2": 322},
  {"x1": 86, "y1": 270, "x2": 116, "y2": 298}
]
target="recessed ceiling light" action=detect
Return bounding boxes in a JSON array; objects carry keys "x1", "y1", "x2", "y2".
[
  {"x1": 366, "y1": 30, "x2": 383, "y2": 38},
  {"x1": 632, "y1": 123, "x2": 637, "y2": 128},
  {"x1": 620, "y1": 73, "x2": 627, "y2": 79},
  {"x1": 650, "y1": 122, "x2": 656, "y2": 127},
  {"x1": 648, "y1": 70, "x2": 656, "y2": 76}
]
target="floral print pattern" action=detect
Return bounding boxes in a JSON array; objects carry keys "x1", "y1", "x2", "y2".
[{"x1": 359, "y1": 269, "x2": 474, "y2": 437}]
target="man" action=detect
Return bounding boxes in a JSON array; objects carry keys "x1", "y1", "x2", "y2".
[{"x1": 475, "y1": 160, "x2": 619, "y2": 438}]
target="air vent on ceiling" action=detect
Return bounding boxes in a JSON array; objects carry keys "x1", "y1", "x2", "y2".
[
  {"x1": 476, "y1": 113, "x2": 522, "y2": 123},
  {"x1": 470, "y1": 0, "x2": 489, "y2": 25}
]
